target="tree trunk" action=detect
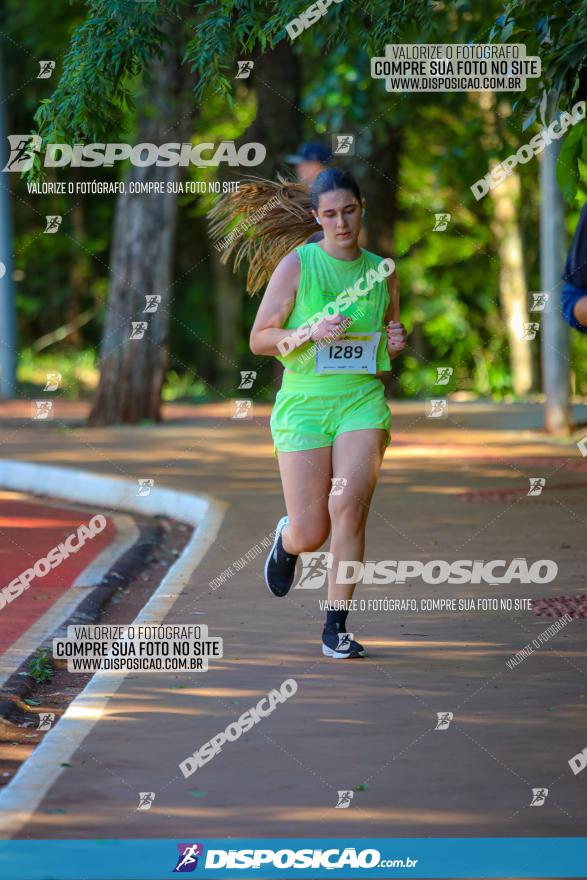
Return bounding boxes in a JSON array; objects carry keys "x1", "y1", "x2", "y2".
[
  {"x1": 213, "y1": 259, "x2": 242, "y2": 390},
  {"x1": 540, "y1": 137, "x2": 570, "y2": 434},
  {"x1": 362, "y1": 125, "x2": 403, "y2": 256},
  {"x1": 212, "y1": 41, "x2": 302, "y2": 392},
  {"x1": 67, "y1": 171, "x2": 89, "y2": 347},
  {"x1": 477, "y1": 92, "x2": 532, "y2": 396},
  {"x1": 361, "y1": 125, "x2": 403, "y2": 397},
  {"x1": 489, "y1": 168, "x2": 533, "y2": 395},
  {"x1": 88, "y1": 35, "x2": 193, "y2": 425}
]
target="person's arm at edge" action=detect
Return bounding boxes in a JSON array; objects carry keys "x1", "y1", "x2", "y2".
[
  {"x1": 375, "y1": 268, "x2": 402, "y2": 379},
  {"x1": 249, "y1": 252, "x2": 303, "y2": 356},
  {"x1": 561, "y1": 280, "x2": 587, "y2": 333},
  {"x1": 573, "y1": 295, "x2": 587, "y2": 329}
]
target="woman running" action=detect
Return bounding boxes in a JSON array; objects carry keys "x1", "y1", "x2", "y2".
[{"x1": 210, "y1": 168, "x2": 406, "y2": 658}]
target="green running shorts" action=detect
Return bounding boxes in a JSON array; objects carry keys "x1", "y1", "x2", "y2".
[{"x1": 270, "y1": 372, "x2": 391, "y2": 456}]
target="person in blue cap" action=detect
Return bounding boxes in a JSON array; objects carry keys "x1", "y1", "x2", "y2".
[
  {"x1": 285, "y1": 142, "x2": 333, "y2": 187},
  {"x1": 561, "y1": 203, "x2": 587, "y2": 332}
]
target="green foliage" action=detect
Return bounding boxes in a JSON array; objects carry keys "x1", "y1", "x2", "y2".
[
  {"x1": 491, "y1": 1, "x2": 586, "y2": 124},
  {"x1": 7, "y1": 0, "x2": 587, "y2": 407},
  {"x1": 28, "y1": 0, "x2": 189, "y2": 179},
  {"x1": 189, "y1": 0, "x2": 433, "y2": 103},
  {"x1": 162, "y1": 370, "x2": 208, "y2": 402},
  {"x1": 17, "y1": 349, "x2": 98, "y2": 399},
  {"x1": 27, "y1": 650, "x2": 54, "y2": 684},
  {"x1": 557, "y1": 121, "x2": 587, "y2": 206},
  {"x1": 489, "y1": 0, "x2": 587, "y2": 200}
]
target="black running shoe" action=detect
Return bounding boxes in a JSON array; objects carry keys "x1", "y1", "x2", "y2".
[
  {"x1": 264, "y1": 516, "x2": 299, "y2": 597},
  {"x1": 322, "y1": 625, "x2": 367, "y2": 659}
]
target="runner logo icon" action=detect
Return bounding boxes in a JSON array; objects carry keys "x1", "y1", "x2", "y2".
[
  {"x1": 530, "y1": 787, "x2": 548, "y2": 806},
  {"x1": 337, "y1": 633, "x2": 352, "y2": 651},
  {"x1": 295, "y1": 552, "x2": 333, "y2": 589},
  {"x1": 335, "y1": 790, "x2": 354, "y2": 808},
  {"x1": 173, "y1": 843, "x2": 204, "y2": 872},
  {"x1": 38, "y1": 712, "x2": 55, "y2": 731},
  {"x1": 2, "y1": 134, "x2": 42, "y2": 172},
  {"x1": 435, "y1": 711, "x2": 453, "y2": 730}
]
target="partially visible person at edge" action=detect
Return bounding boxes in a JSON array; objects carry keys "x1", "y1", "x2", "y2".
[
  {"x1": 249, "y1": 167, "x2": 407, "y2": 659},
  {"x1": 561, "y1": 201, "x2": 587, "y2": 332},
  {"x1": 286, "y1": 142, "x2": 333, "y2": 245},
  {"x1": 286, "y1": 142, "x2": 332, "y2": 187}
]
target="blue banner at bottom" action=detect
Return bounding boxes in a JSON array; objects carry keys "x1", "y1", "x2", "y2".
[{"x1": 0, "y1": 837, "x2": 586, "y2": 879}]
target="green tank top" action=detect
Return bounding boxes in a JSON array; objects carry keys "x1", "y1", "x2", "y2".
[{"x1": 276, "y1": 243, "x2": 392, "y2": 377}]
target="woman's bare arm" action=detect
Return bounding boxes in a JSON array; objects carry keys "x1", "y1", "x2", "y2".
[
  {"x1": 249, "y1": 251, "x2": 351, "y2": 356},
  {"x1": 249, "y1": 252, "x2": 302, "y2": 356}
]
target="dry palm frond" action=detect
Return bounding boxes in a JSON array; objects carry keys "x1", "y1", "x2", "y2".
[{"x1": 208, "y1": 175, "x2": 316, "y2": 294}]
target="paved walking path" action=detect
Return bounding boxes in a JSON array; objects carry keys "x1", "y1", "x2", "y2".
[{"x1": 0, "y1": 398, "x2": 586, "y2": 841}]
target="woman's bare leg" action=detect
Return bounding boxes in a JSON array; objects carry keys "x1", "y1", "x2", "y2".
[
  {"x1": 327, "y1": 429, "x2": 387, "y2": 604},
  {"x1": 276, "y1": 446, "x2": 333, "y2": 555}
]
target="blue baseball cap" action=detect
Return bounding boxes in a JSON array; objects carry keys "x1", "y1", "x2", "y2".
[{"x1": 285, "y1": 142, "x2": 333, "y2": 165}]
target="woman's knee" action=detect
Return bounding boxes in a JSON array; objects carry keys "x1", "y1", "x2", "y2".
[
  {"x1": 286, "y1": 517, "x2": 330, "y2": 554},
  {"x1": 328, "y1": 496, "x2": 368, "y2": 534}
]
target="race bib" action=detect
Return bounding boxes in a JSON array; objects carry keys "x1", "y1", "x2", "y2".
[{"x1": 315, "y1": 333, "x2": 381, "y2": 374}]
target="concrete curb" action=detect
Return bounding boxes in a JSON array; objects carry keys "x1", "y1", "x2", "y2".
[{"x1": 0, "y1": 460, "x2": 227, "y2": 838}]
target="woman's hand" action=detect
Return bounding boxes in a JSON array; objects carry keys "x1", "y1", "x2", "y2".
[
  {"x1": 310, "y1": 313, "x2": 352, "y2": 342},
  {"x1": 386, "y1": 320, "x2": 407, "y2": 359}
]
